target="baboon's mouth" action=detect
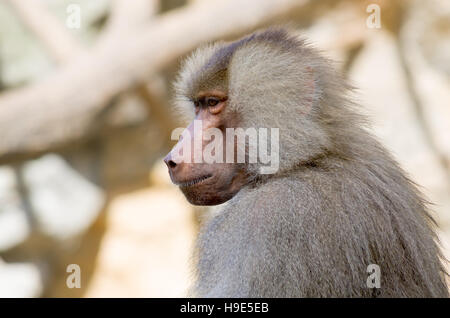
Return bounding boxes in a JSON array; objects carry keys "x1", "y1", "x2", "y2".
[{"x1": 176, "y1": 174, "x2": 212, "y2": 187}]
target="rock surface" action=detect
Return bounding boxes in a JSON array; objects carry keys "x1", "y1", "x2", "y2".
[
  {"x1": 0, "y1": 259, "x2": 43, "y2": 298},
  {"x1": 0, "y1": 167, "x2": 30, "y2": 251},
  {"x1": 22, "y1": 154, "x2": 105, "y2": 240}
]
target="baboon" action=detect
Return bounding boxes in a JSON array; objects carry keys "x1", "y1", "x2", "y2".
[{"x1": 164, "y1": 27, "x2": 449, "y2": 297}]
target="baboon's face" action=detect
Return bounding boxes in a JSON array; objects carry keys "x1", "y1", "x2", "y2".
[{"x1": 164, "y1": 90, "x2": 248, "y2": 206}]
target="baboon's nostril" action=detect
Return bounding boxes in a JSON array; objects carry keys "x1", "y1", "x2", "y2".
[
  {"x1": 163, "y1": 153, "x2": 177, "y2": 169},
  {"x1": 167, "y1": 160, "x2": 177, "y2": 169}
]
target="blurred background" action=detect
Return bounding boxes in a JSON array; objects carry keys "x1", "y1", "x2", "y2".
[{"x1": 0, "y1": 0, "x2": 449, "y2": 297}]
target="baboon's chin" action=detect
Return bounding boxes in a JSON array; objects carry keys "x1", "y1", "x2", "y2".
[{"x1": 180, "y1": 184, "x2": 236, "y2": 206}]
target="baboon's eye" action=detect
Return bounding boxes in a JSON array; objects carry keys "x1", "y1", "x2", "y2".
[
  {"x1": 193, "y1": 99, "x2": 200, "y2": 107},
  {"x1": 205, "y1": 97, "x2": 220, "y2": 107}
]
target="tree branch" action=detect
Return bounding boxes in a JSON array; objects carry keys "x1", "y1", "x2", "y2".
[
  {"x1": 4, "y1": 0, "x2": 83, "y2": 63},
  {"x1": 0, "y1": 0, "x2": 308, "y2": 162}
]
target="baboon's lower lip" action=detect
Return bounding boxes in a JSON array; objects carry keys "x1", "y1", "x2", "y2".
[{"x1": 176, "y1": 174, "x2": 212, "y2": 187}]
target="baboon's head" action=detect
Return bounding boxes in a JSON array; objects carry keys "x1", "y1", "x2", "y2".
[{"x1": 165, "y1": 28, "x2": 348, "y2": 205}]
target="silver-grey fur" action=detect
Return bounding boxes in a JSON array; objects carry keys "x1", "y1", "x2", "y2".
[{"x1": 174, "y1": 27, "x2": 449, "y2": 297}]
